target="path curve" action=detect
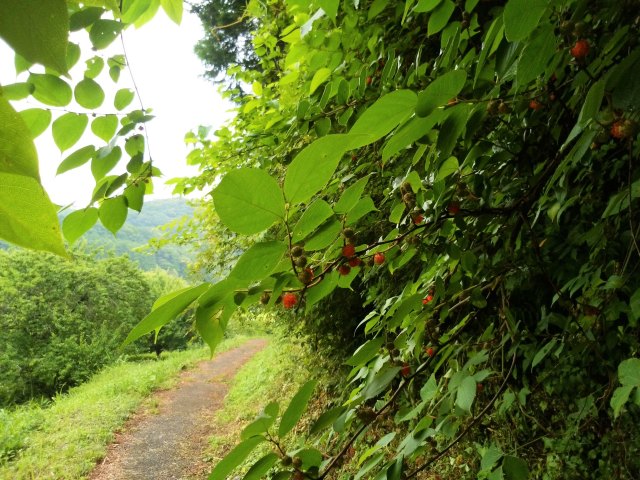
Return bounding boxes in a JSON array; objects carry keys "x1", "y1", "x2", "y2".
[{"x1": 89, "y1": 338, "x2": 268, "y2": 480}]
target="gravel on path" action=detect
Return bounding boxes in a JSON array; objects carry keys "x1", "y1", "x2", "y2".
[{"x1": 89, "y1": 338, "x2": 268, "y2": 480}]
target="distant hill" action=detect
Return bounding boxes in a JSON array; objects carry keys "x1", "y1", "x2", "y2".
[{"x1": 74, "y1": 198, "x2": 196, "y2": 276}]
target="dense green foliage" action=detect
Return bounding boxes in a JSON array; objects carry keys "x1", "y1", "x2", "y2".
[
  {"x1": 0, "y1": 249, "x2": 192, "y2": 406},
  {"x1": 158, "y1": 0, "x2": 640, "y2": 478}
]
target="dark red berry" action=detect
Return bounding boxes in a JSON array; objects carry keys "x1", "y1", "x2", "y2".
[
  {"x1": 348, "y1": 257, "x2": 362, "y2": 267},
  {"x1": 570, "y1": 39, "x2": 590, "y2": 59},
  {"x1": 426, "y1": 347, "x2": 435, "y2": 357},
  {"x1": 373, "y1": 253, "x2": 385, "y2": 265},
  {"x1": 413, "y1": 214, "x2": 424, "y2": 225},
  {"x1": 338, "y1": 264, "x2": 351, "y2": 276},
  {"x1": 447, "y1": 201, "x2": 460, "y2": 215},
  {"x1": 342, "y1": 244, "x2": 356, "y2": 258},
  {"x1": 529, "y1": 99, "x2": 543, "y2": 111},
  {"x1": 422, "y1": 294, "x2": 434, "y2": 305},
  {"x1": 401, "y1": 363, "x2": 411, "y2": 377}
]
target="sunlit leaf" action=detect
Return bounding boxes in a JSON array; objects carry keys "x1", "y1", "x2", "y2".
[
  {"x1": 278, "y1": 379, "x2": 318, "y2": 437},
  {"x1": 52, "y1": 113, "x2": 88, "y2": 152},
  {"x1": 62, "y1": 208, "x2": 99, "y2": 244},
  {"x1": 0, "y1": 96, "x2": 39, "y2": 180}
]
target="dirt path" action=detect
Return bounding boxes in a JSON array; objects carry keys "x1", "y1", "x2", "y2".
[{"x1": 89, "y1": 338, "x2": 268, "y2": 480}]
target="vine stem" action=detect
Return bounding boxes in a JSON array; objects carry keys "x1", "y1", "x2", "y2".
[{"x1": 404, "y1": 352, "x2": 517, "y2": 479}]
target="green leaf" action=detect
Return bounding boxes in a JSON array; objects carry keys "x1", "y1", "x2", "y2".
[
  {"x1": 0, "y1": 172, "x2": 66, "y2": 256},
  {"x1": 345, "y1": 196, "x2": 377, "y2": 225},
  {"x1": 19, "y1": 108, "x2": 52, "y2": 139},
  {"x1": 350, "y1": 90, "x2": 417, "y2": 145},
  {"x1": 381, "y1": 112, "x2": 444, "y2": 161},
  {"x1": 284, "y1": 134, "x2": 356, "y2": 204},
  {"x1": 57, "y1": 145, "x2": 95, "y2": 175},
  {"x1": 114, "y1": 88, "x2": 135, "y2": 110},
  {"x1": 0, "y1": 96, "x2": 39, "y2": 180},
  {"x1": 334, "y1": 176, "x2": 371, "y2": 214},
  {"x1": 630, "y1": 289, "x2": 640, "y2": 321},
  {"x1": 99, "y1": 195, "x2": 128, "y2": 234},
  {"x1": 611, "y1": 385, "x2": 634, "y2": 418},
  {"x1": 481, "y1": 446, "x2": 503, "y2": 472},
  {"x1": 229, "y1": 241, "x2": 287, "y2": 283},
  {"x1": 310, "y1": 68, "x2": 332, "y2": 95},
  {"x1": 241, "y1": 402, "x2": 279, "y2": 440},
  {"x1": 122, "y1": 0, "x2": 154, "y2": 23},
  {"x1": 292, "y1": 199, "x2": 334, "y2": 243},
  {"x1": 0, "y1": 0, "x2": 68, "y2": 73},
  {"x1": 84, "y1": 56, "x2": 105, "y2": 78},
  {"x1": 89, "y1": 20, "x2": 124, "y2": 50},
  {"x1": 52, "y1": 113, "x2": 88, "y2": 152},
  {"x1": 213, "y1": 168, "x2": 285, "y2": 235},
  {"x1": 318, "y1": 0, "x2": 339, "y2": 18},
  {"x1": 363, "y1": 366, "x2": 402, "y2": 400},
  {"x1": 195, "y1": 302, "x2": 227, "y2": 355},
  {"x1": 208, "y1": 436, "x2": 265, "y2": 480},
  {"x1": 92, "y1": 146, "x2": 122, "y2": 180},
  {"x1": 503, "y1": 0, "x2": 548, "y2": 41},
  {"x1": 91, "y1": 115, "x2": 119, "y2": 142},
  {"x1": 124, "y1": 283, "x2": 210, "y2": 346},
  {"x1": 1, "y1": 82, "x2": 34, "y2": 101},
  {"x1": 62, "y1": 208, "x2": 99, "y2": 244},
  {"x1": 346, "y1": 337, "x2": 384, "y2": 366},
  {"x1": 435, "y1": 156, "x2": 458, "y2": 182},
  {"x1": 242, "y1": 453, "x2": 279, "y2": 480},
  {"x1": 304, "y1": 218, "x2": 341, "y2": 251},
  {"x1": 28, "y1": 73, "x2": 72, "y2": 107},
  {"x1": 619, "y1": 358, "x2": 640, "y2": 386},
  {"x1": 577, "y1": 80, "x2": 606, "y2": 128},
  {"x1": 161, "y1": 0, "x2": 183, "y2": 23},
  {"x1": 124, "y1": 182, "x2": 145, "y2": 212},
  {"x1": 69, "y1": 7, "x2": 104, "y2": 31},
  {"x1": 516, "y1": 24, "x2": 556, "y2": 86},
  {"x1": 310, "y1": 406, "x2": 347, "y2": 434},
  {"x1": 502, "y1": 455, "x2": 529, "y2": 480},
  {"x1": 428, "y1": 0, "x2": 455, "y2": 36},
  {"x1": 278, "y1": 379, "x2": 318, "y2": 437},
  {"x1": 456, "y1": 375, "x2": 477, "y2": 411},
  {"x1": 305, "y1": 270, "x2": 339, "y2": 309},
  {"x1": 414, "y1": 0, "x2": 442, "y2": 12},
  {"x1": 368, "y1": 0, "x2": 389, "y2": 20},
  {"x1": 75, "y1": 78, "x2": 105, "y2": 109},
  {"x1": 416, "y1": 70, "x2": 466, "y2": 118},
  {"x1": 531, "y1": 339, "x2": 557, "y2": 369}
]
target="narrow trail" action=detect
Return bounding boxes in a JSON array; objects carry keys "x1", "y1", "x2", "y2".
[{"x1": 89, "y1": 338, "x2": 268, "y2": 480}]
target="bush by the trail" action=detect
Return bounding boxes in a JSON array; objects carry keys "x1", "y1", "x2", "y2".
[{"x1": 0, "y1": 250, "x2": 193, "y2": 406}]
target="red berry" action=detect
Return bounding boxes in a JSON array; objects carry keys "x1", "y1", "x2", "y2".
[
  {"x1": 401, "y1": 363, "x2": 411, "y2": 377},
  {"x1": 611, "y1": 119, "x2": 637, "y2": 140},
  {"x1": 477, "y1": 383, "x2": 484, "y2": 392},
  {"x1": 570, "y1": 39, "x2": 590, "y2": 59},
  {"x1": 426, "y1": 347, "x2": 435, "y2": 357},
  {"x1": 348, "y1": 257, "x2": 362, "y2": 267},
  {"x1": 373, "y1": 253, "x2": 385, "y2": 265},
  {"x1": 342, "y1": 244, "x2": 356, "y2": 258},
  {"x1": 282, "y1": 293, "x2": 297, "y2": 309},
  {"x1": 422, "y1": 294, "x2": 434, "y2": 305},
  {"x1": 529, "y1": 99, "x2": 543, "y2": 111},
  {"x1": 413, "y1": 214, "x2": 424, "y2": 225},
  {"x1": 366, "y1": 76, "x2": 372, "y2": 86},
  {"x1": 447, "y1": 201, "x2": 460, "y2": 215},
  {"x1": 338, "y1": 264, "x2": 351, "y2": 276}
]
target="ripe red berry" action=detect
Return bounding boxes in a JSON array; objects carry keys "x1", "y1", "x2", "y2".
[
  {"x1": 426, "y1": 347, "x2": 435, "y2": 357},
  {"x1": 477, "y1": 383, "x2": 484, "y2": 392},
  {"x1": 366, "y1": 76, "x2": 372, "y2": 86},
  {"x1": 529, "y1": 99, "x2": 543, "y2": 111},
  {"x1": 342, "y1": 244, "x2": 356, "y2": 258},
  {"x1": 611, "y1": 119, "x2": 637, "y2": 140},
  {"x1": 282, "y1": 293, "x2": 297, "y2": 309},
  {"x1": 422, "y1": 294, "x2": 434, "y2": 305},
  {"x1": 570, "y1": 39, "x2": 590, "y2": 59},
  {"x1": 373, "y1": 252, "x2": 385, "y2": 265},
  {"x1": 447, "y1": 201, "x2": 460, "y2": 215},
  {"x1": 348, "y1": 257, "x2": 362, "y2": 267},
  {"x1": 338, "y1": 264, "x2": 351, "y2": 276},
  {"x1": 413, "y1": 214, "x2": 424, "y2": 225},
  {"x1": 401, "y1": 363, "x2": 411, "y2": 377}
]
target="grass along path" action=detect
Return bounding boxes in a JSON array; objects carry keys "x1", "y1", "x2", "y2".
[{"x1": 0, "y1": 336, "x2": 251, "y2": 480}]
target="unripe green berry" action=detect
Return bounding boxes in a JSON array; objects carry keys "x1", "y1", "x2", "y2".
[
  {"x1": 295, "y1": 256, "x2": 308, "y2": 268},
  {"x1": 291, "y1": 246, "x2": 304, "y2": 257}
]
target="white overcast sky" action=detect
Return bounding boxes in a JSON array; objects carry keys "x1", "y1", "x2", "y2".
[{"x1": 0, "y1": 7, "x2": 232, "y2": 206}]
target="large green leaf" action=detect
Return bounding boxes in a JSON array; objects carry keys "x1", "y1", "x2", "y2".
[
  {"x1": 92, "y1": 146, "x2": 122, "y2": 180},
  {"x1": 503, "y1": 0, "x2": 548, "y2": 41},
  {"x1": 0, "y1": 172, "x2": 66, "y2": 256},
  {"x1": 124, "y1": 283, "x2": 211, "y2": 346},
  {"x1": 428, "y1": 0, "x2": 454, "y2": 36},
  {"x1": 52, "y1": 113, "x2": 88, "y2": 152},
  {"x1": 114, "y1": 88, "x2": 135, "y2": 110},
  {"x1": 619, "y1": 358, "x2": 640, "y2": 386},
  {"x1": 278, "y1": 379, "x2": 318, "y2": 437},
  {"x1": 99, "y1": 195, "x2": 128, "y2": 233},
  {"x1": 62, "y1": 207, "x2": 99, "y2": 244},
  {"x1": 0, "y1": 0, "x2": 68, "y2": 73},
  {"x1": 310, "y1": 67, "x2": 332, "y2": 95},
  {"x1": 310, "y1": 405, "x2": 347, "y2": 434},
  {"x1": 57, "y1": 145, "x2": 96, "y2": 175},
  {"x1": 161, "y1": 0, "x2": 183, "y2": 23},
  {"x1": 334, "y1": 176, "x2": 371, "y2": 214},
  {"x1": 28, "y1": 73, "x2": 73, "y2": 107},
  {"x1": 242, "y1": 453, "x2": 279, "y2": 480},
  {"x1": 0, "y1": 96, "x2": 39, "y2": 180},
  {"x1": 416, "y1": 70, "x2": 466, "y2": 118},
  {"x1": 284, "y1": 134, "x2": 356, "y2": 204},
  {"x1": 229, "y1": 241, "x2": 287, "y2": 283},
  {"x1": 292, "y1": 199, "x2": 334, "y2": 242},
  {"x1": 91, "y1": 115, "x2": 119, "y2": 142},
  {"x1": 381, "y1": 112, "x2": 444, "y2": 161},
  {"x1": 241, "y1": 402, "x2": 279, "y2": 440},
  {"x1": 611, "y1": 385, "x2": 634, "y2": 418},
  {"x1": 346, "y1": 337, "x2": 385, "y2": 366},
  {"x1": 196, "y1": 302, "x2": 227, "y2": 354},
  {"x1": 577, "y1": 80, "x2": 606, "y2": 128},
  {"x1": 502, "y1": 455, "x2": 529, "y2": 480},
  {"x1": 305, "y1": 270, "x2": 339, "y2": 309},
  {"x1": 19, "y1": 108, "x2": 52, "y2": 139},
  {"x1": 456, "y1": 375, "x2": 477, "y2": 411},
  {"x1": 213, "y1": 168, "x2": 285, "y2": 235},
  {"x1": 75, "y1": 78, "x2": 105, "y2": 109},
  {"x1": 363, "y1": 366, "x2": 402, "y2": 400},
  {"x1": 516, "y1": 24, "x2": 556, "y2": 86},
  {"x1": 89, "y1": 20, "x2": 124, "y2": 50},
  {"x1": 349, "y1": 90, "x2": 417, "y2": 146},
  {"x1": 208, "y1": 436, "x2": 265, "y2": 480}
]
